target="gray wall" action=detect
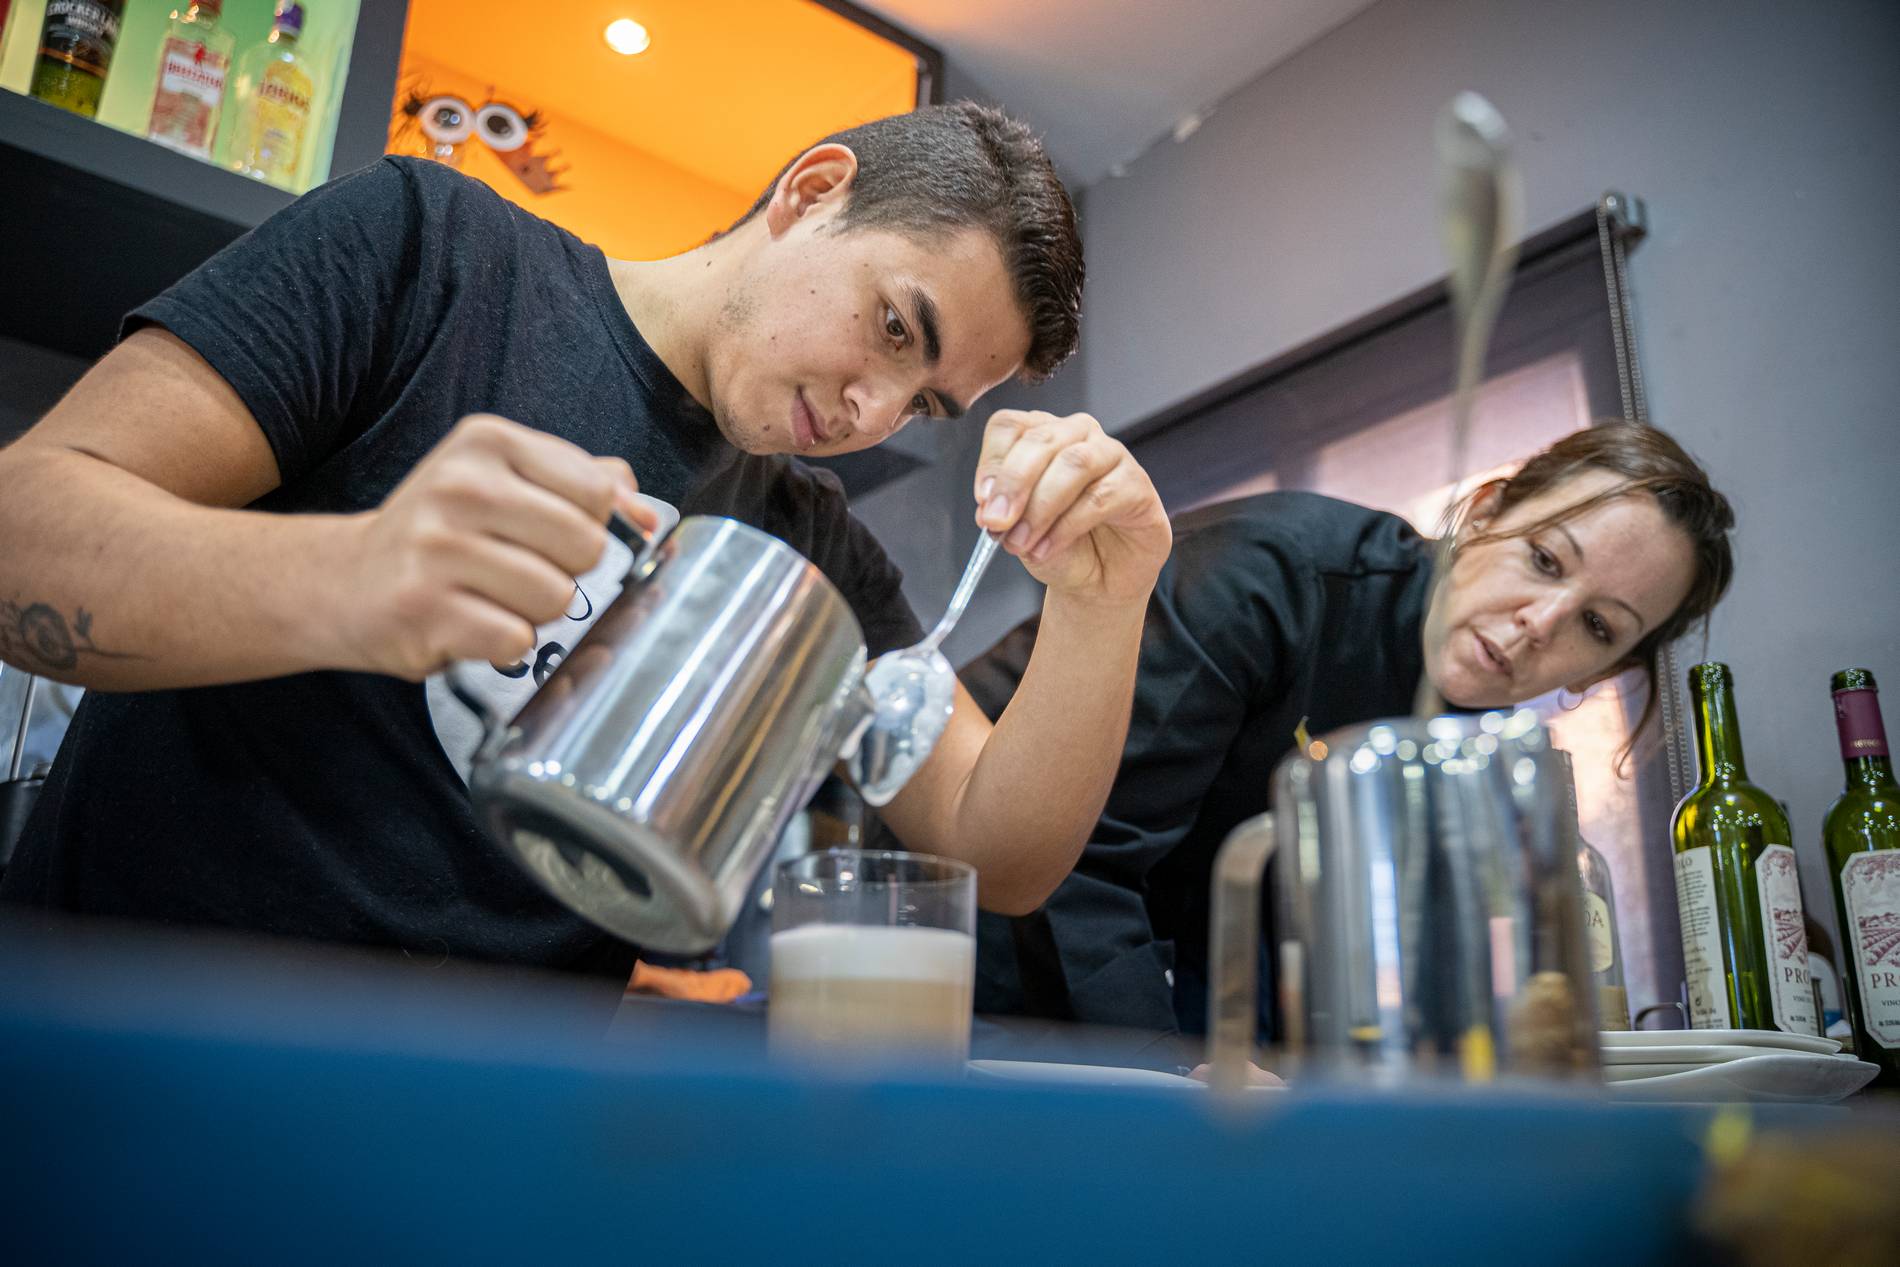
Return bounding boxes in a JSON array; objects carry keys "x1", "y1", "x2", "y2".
[{"x1": 1075, "y1": 0, "x2": 1900, "y2": 943}]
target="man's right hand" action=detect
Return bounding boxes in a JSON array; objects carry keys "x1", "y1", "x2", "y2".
[{"x1": 328, "y1": 414, "x2": 651, "y2": 681}]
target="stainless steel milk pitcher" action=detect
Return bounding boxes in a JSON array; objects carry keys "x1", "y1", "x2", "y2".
[
  {"x1": 1207, "y1": 711, "x2": 1601, "y2": 1090},
  {"x1": 452, "y1": 514, "x2": 889, "y2": 954}
]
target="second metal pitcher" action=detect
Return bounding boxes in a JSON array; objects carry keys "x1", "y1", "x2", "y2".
[{"x1": 1208, "y1": 710, "x2": 1600, "y2": 1090}]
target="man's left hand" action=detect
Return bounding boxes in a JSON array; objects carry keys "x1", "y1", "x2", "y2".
[{"x1": 973, "y1": 410, "x2": 1171, "y2": 608}]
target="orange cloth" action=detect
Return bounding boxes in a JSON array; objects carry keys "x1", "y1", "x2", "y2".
[{"x1": 626, "y1": 960, "x2": 752, "y2": 1004}]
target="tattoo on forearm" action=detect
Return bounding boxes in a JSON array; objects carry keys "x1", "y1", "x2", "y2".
[{"x1": 1, "y1": 598, "x2": 143, "y2": 673}]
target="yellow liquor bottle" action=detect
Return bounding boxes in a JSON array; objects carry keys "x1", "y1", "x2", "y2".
[{"x1": 230, "y1": 3, "x2": 315, "y2": 189}]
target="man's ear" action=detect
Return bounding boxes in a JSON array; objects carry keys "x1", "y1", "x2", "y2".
[{"x1": 763, "y1": 143, "x2": 860, "y2": 237}]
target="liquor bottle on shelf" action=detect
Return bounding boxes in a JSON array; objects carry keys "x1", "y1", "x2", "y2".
[
  {"x1": 1671, "y1": 662, "x2": 1818, "y2": 1035},
  {"x1": 146, "y1": 0, "x2": 235, "y2": 160},
  {"x1": 228, "y1": 3, "x2": 315, "y2": 189},
  {"x1": 1559, "y1": 750, "x2": 1629, "y2": 1030},
  {"x1": 29, "y1": 0, "x2": 126, "y2": 119},
  {"x1": 1823, "y1": 668, "x2": 1900, "y2": 1084}
]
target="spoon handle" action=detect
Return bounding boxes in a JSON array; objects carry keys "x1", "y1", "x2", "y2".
[{"x1": 921, "y1": 532, "x2": 1000, "y2": 653}]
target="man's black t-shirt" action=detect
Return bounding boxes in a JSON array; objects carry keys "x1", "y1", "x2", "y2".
[
  {"x1": 958, "y1": 493, "x2": 1433, "y2": 1033},
  {"x1": 1, "y1": 158, "x2": 924, "y2": 978}
]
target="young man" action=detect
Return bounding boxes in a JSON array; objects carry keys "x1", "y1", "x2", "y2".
[{"x1": 0, "y1": 104, "x2": 1171, "y2": 981}]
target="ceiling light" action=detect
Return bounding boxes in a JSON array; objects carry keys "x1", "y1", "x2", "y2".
[{"x1": 604, "y1": 18, "x2": 650, "y2": 56}]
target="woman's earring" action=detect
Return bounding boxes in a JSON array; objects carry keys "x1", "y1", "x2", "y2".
[{"x1": 1557, "y1": 685, "x2": 1588, "y2": 712}]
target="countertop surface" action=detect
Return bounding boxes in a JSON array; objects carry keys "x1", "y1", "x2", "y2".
[{"x1": 0, "y1": 920, "x2": 1879, "y2": 1266}]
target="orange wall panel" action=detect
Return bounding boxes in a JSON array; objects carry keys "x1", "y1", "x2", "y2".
[
  {"x1": 390, "y1": 53, "x2": 753, "y2": 261},
  {"x1": 389, "y1": 1, "x2": 921, "y2": 259}
]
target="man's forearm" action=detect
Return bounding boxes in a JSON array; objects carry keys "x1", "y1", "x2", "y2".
[
  {"x1": 0, "y1": 446, "x2": 351, "y2": 690},
  {"x1": 945, "y1": 591, "x2": 1147, "y2": 911}
]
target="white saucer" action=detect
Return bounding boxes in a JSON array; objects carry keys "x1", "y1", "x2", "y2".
[
  {"x1": 968, "y1": 1059, "x2": 1201, "y2": 1088},
  {"x1": 966, "y1": 1060, "x2": 1286, "y2": 1091},
  {"x1": 1602, "y1": 1042, "x2": 1846, "y2": 1067},
  {"x1": 1600, "y1": 1028, "x2": 1839, "y2": 1055},
  {"x1": 1603, "y1": 1053, "x2": 1878, "y2": 1103}
]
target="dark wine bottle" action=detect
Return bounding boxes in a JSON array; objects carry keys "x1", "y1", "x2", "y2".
[
  {"x1": 1823, "y1": 668, "x2": 1900, "y2": 1083},
  {"x1": 1671, "y1": 663, "x2": 1817, "y2": 1034}
]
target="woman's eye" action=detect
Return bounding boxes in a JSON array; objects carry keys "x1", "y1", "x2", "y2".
[
  {"x1": 909, "y1": 392, "x2": 933, "y2": 417},
  {"x1": 1585, "y1": 611, "x2": 1613, "y2": 644},
  {"x1": 1530, "y1": 543, "x2": 1560, "y2": 576},
  {"x1": 883, "y1": 305, "x2": 908, "y2": 345}
]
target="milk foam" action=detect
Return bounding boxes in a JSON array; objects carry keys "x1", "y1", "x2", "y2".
[{"x1": 770, "y1": 924, "x2": 974, "y2": 983}]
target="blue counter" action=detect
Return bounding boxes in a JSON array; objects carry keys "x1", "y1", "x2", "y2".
[{"x1": 0, "y1": 924, "x2": 1732, "y2": 1265}]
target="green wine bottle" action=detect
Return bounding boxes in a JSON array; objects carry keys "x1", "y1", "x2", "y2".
[
  {"x1": 1823, "y1": 668, "x2": 1900, "y2": 1083},
  {"x1": 1671, "y1": 663, "x2": 1818, "y2": 1034}
]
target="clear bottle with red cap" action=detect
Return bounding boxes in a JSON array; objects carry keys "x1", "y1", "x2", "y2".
[{"x1": 146, "y1": 0, "x2": 235, "y2": 159}]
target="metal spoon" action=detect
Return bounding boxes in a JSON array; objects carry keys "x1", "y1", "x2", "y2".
[
  {"x1": 1412, "y1": 90, "x2": 1523, "y2": 719},
  {"x1": 850, "y1": 531, "x2": 1000, "y2": 805}
]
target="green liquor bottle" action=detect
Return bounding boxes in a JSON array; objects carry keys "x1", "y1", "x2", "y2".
[
  {"x1": 1671, "y1": 663, "x2": 1818, "y2": 1034},
  {"x1": 29, "y1": 0, "x2": 125, "y2": 119},
  {"x1": 1823, "y1": 669, "x2": 1900, "y2": 1083}
]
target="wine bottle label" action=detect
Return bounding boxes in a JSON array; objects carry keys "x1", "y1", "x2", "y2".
[
  {"x1": 1833, "y1": 687, "x2": 1890, "y2": 760},
  {"x1": 1842, "y1": 850, "x2": 1900, "y2": 1048},
  {"x1": 1753, "y1": 845, "x2": 1818, "y2": 1035},
  {"x1": 1583, "y1": 892, "x2": 1615, "y2": 974},
  {"x1": 1676, "y1": 846, "x2": 1731, "y2": 1029}
]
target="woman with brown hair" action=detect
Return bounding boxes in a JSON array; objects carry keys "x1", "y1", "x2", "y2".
[{"x1": 959, "y1": 422, "x2": 1736, "y2": 1037}]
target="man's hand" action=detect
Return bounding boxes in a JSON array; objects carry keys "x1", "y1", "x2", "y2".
[
  {"x1": 972, "y1": 410, "x2": 1170, "y2": 608},
  {"x1": 328, "y1": 414, "x2": 651, "y2": 680}
]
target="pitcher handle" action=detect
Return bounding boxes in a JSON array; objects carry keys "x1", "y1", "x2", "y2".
[
  {"x1": 445, "y1": 508, "x2": 660, "y2": 743},
  {"x1": 1207, "y1": 812, "x2": 1277, "y2": 1095},
  {"x1": 604, "y1": 507, "x2": 657, "y2": 567}
]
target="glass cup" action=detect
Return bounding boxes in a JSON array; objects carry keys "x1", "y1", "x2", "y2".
[{"x1": 769, "y1": 849, "x2": 976, "y2": 1071}]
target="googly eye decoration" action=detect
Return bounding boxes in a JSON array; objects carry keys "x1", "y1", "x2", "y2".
[
  {"x1": 394, "y1": 77, "x2": 568, "y2": 195},
  {"x1": 476, "y1": 102, "x2": 530, "y2": 153},
  {"x1": 418, "y1": 95, "x2": 476, "y2": 145}
]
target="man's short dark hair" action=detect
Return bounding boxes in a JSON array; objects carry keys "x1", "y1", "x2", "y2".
[{"x1": 735, "y1": 101, "x2": 1083, "y2": 382}]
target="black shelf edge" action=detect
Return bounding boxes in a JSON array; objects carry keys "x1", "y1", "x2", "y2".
[
  {"x1": 1, "y1": 86, "x2": 295, "y2": 229},
  {"x1": 2, "y1": 88, "x2": 299, "y2": 359}
]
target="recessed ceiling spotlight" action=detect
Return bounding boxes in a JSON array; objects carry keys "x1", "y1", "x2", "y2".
[{"x1": 604, "y1": 18, "x2": 650, "y2": 56}]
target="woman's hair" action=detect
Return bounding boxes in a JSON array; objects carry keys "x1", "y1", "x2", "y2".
[{"x1": 1443, "y1": 423, "x2": 1736, "y2": 762}]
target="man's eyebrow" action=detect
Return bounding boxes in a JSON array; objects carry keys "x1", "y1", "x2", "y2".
[
  {"x1": 902, "y1": 283, "x2": 965, "y2": 418},
  {"x1": 906, "y1": 284, "x2": 942, "y2": 364}
]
